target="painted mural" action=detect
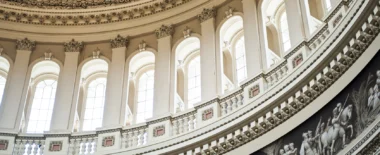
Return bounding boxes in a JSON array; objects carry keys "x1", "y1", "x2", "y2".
[{"x1": 252, "y1": 50, "x2": 380, "y2": 155}]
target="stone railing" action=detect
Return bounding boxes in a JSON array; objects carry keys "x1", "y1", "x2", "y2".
[{"x1": 0, "y1": 0, "x2": 369, "y2": 154}]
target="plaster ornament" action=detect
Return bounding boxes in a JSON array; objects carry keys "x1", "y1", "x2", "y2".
[
  {"x1": 155, "y1": 25, "x2": 174, "y2": 39},
  {"x1": 16, "y1": 38, "x2": 36, "y2": 51},
  {"x1": 249, "y1": 85, "x2": 260, "y2": 98},
  {"x1": 111, "y1": 35, "x2": 129, "y2": 48},
  {"x1": 0, "y1": 140, "x2": 8, "y2": 150},
  {"x1": 64, "y1": 39, "x2": 84, "y2": 52},
  {"x1": 153, "y1": 125, "x2": 165, "y2": 137},
  {"x1": 292, "y1": 54, "x2": 304, "y2": 68},
  {"x1": 93, "y1": 48, "x2": 101, "y2": 59},
  {"x1": 44, "y1": 50, "x2": 53, "y2": 60},
  {"x1": 197, "y1": 7, "x2": 216, "y2": 23},
  {"x1": 225, "y1": 7, "x2": 234, "y2": 18},
  {"x1": 183, "y1": 26, "x2": 191, "y2": 38},
  {"x1": 139, "y1": 40, "x2": 147, "y2": 52},
  {"x1": 49, "y1": 141, "x2": 63, "y2": 152},
  {"x1": 102, "y1": 136, "x2": 115, "y2": 147},
  {"x1": 202, "y1": 108, "x2": 214, "y2": 121}
]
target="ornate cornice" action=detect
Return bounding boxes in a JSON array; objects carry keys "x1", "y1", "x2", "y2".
[
  {"x1": 197, "y1": 7, "x2": 216, "y2": 23},
  {"x1": 1, "y1": 0, "x2": 141, "y2": 9},
  {"x1": 16, "y1": 38, "x2": 35, "y2": 51},
  {"x1": 0, "y1": 0, "x2": 193, "y2": 26},
  {"x1": 110, "y1": 35, "x2": 129, "y2": 48},
  {"x1": 63, "y1": 39, "x2": 83, "y2": 52},
  {"x1": 155, "y1": 25, "x2": 174, "y2": 39}
]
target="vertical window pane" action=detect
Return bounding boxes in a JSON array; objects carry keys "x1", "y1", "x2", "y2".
[
  {"x1": 136, "y1": 70, "x2": 155, "y2": 123},
  {"x1": 27, "y1": 79, "x2": 57, "y2": 133},
  {"x1": 187, "y1": 56, "x2": 201, "y2": 108},
  {"x1": 235, "y1": 37, "x2": 247, "y2": 84},
  {"x1": 82, "y1": 78, "x2": 107, "y2": 131},
  {"x1": 280, "y1": 12, "x2": 291, "y2": 52}
]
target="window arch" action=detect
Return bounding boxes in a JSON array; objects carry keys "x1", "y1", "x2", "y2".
[
  {"x1": 136, "y1": 69, "x2": 154, "y2": 124},
  {"x1": 187, "y1": 56, "x2": 201, "y2": 108},
  {"x1": 78, "y1": 59, "x2": 109, "y2": 131},
  {"x1": 0, "y1": 56, "x2": 10, "y2": 107},
  {"x1": 279, "y1": 12, "x2": 291, "y2": 52},
  {"x1": 26, "y1": 60, "x2": 60, "y2": 133},
  {"x1": 82, "y1": 77, "x2": 107, "y2": 131}
]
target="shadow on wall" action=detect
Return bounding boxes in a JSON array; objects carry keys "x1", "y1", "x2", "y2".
[{"x1": 252, "y1": 49, "x2": 380, "y2": 155}]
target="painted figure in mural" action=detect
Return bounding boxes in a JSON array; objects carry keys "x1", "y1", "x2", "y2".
[
  {"x1": 279, "y1": 149, "x2": 285, "y2": 155},
  {"x1": 368, "y1": 87, "x2": 374, "y2": 110},
  {"x1": 300, "y1": 132, "x2": 318, "y2": 155},
  {"x1": 288, "y1": 143, "x2": 297, "y2": 155},
  {"x1": 340, "y1": 104, "x2": 353, "y2": 137},
  {"x1": 372, "y1": 84, "x2": 380, "y2": 109}
]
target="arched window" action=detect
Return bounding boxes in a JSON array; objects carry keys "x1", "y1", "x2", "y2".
[
  {"x1": 280, "y1": 12, "x2": 291, "y2": 52},
  {"x1": 235, "y1": 37, "x2": 247, "y2": 84},
  {"x1": 136, "y1": 70, "x2": 154, "y2": 123},
  {"x1": 27, "y1": 79, "x2": 57, "y2": 133},
  {"x1": 82, "y1": 77, "x2": 107, "y2": 131},
  {"x1": 187, "y1": 56, "x2": 201, "y2": 107}
]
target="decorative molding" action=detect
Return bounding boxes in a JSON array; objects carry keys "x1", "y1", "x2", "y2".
[
  {"x1": 248, "y1": 85, "x2": 260, "y2": 98},
  {"x1": 102, "y1": 136, "x2": 115, "y2": 147},
  {"x1": 153, "y1": 125, "x2": 165, "y2": 137},
  {"x1": 138, "y1": 40, "x2": 147, "y2": 52},
  {"x1": 63, "y1": 39, "x2": 83, "y2": 52},
  {"x1": 110, "y1": 35, "x2": 129, "y2": 48},
  {"x1": 92, "y1": 48, "x2": 101, "y2": 59},
  {"x1": 155, "y1": 25, "x2": 174, "y2": 39},
  {"x1": 16, "y1": 38, "x2": 35, "y2": 51},
  {"x1": 292, "y1": 54, "x2": 303, "y2": 68},
  {"x1": 183, "y1": 26, "x2": 191, "y2": 39},
  {"x1": 197, "y1": 7, "x2": 216, "y2": 23},
  {"x1": 225, "y1": 6, "x2": 234, "y2": 19},
  {"x1": 202, "y1": 108, "x2": 214, "y2": 121},
  {"x1": 44, "y1": 50, "x2": 52, "y2": 60},
  {"x1": 0, "y1": 140, "x2": 8, "y2": 150},
  {"x1": 333, "y1": 13, "x2": 344, "y2": 28},
  {"x1": 49, "y1": 141, "x2": 62, "y2": 152}
]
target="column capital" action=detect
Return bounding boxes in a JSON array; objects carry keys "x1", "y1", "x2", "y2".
[
  {"x1": 64, "y1": 39, "x2": 84, "y2": 52},
  {"x1": 155, "y1": 25, "x2": 174, "y2": 39},
  {"x1": 110, "y1": 35, "x2": 129, "y2": 48},
  {"x1": 16, "y1": 38, "x2": 36, "y2": 51},
  {"x1": 197, "y1": 7, "x2": 216, "y2": 23}
]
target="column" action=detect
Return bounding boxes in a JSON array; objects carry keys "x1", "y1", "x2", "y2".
[
  {"x1": 242, "y1": 0, "x2": 263, "y2": 77},
  {"x1": 102, "y1": 35, "x2": 128, "y2": 127},
  {"x1": 153, "y1": 25, "x2": 172, "y2": 117},
  {"x1": 198, "y1": 8, "x2": 218, "y2": 102},
  {"x1": 0, "y1": 38, "x2": 34, "y2": 131},
  {"x1": 50, "y1": 39, "x2": 82, "y2": 132},
  {"x1": 285, "y1": 0, "x2": 312, "y2": 46}
]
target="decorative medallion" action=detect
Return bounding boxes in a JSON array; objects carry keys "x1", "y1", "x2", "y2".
[
  {"x1": 16, "y1": 38, "x2": 36, "y2": 51},
  {"x1": 153, "y1": 125, "x2": 165, "y2": 137},
  {"x1": 155, "y1": 25, "x2": 174, "y2": 39},
  {"x1": 110, "y1": 35, "x2": 129, "y2": 48},
  {"x1": 202, "y1": 108, "x2": 214, "y2": 121},
  {"x1": 102, "y1": 136, "x2": 115, "y2": 147},
  {"x1": 249, "y1": 85, "x2": 260, "y2": 98},
  {"x1": 198, "y1": 7, "x2": 216, "y2": 23},
  {"x1": 292, "y1": 54, "x2": 304, "y2": 68},
  {"x1": 0, "y1": 140, "x2": 8, "y2": 150},
  {"x1": 64, "y1": 39, "x2": 84, "y2": 52},
  {"x1": 49, "y1": 141, "x2": 62, "y2": 152}
]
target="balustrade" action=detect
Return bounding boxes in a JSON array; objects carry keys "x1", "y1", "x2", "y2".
[
  {"x1": 172, "y1": 113, "x2": 197, "y2": 135},
  {"x1": 69, "y1": 136, "x2": 97, "y2": 155},
  {"x1": 13, "y1": 138, "x2": 45, "y2": 155}
]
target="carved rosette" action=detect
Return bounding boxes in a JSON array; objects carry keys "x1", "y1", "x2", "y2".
[
  {"x1": 110, "y1": 35, "x2": 129, "y2": 48},
  {"x1": 16, "y1": 38, "x2": 36, "y2": 51},
  {"x1": 64, "y1": 39, "x2": 84, "y2": 52},
  {"x1": 198, "y1": 7, "x2": 216, "y2": 23},
  {"x1": 155, "y1": 25, "x2": 174, "y2": 39}
]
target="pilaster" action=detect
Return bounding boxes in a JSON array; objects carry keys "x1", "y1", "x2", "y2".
[
  {"x1": 0, "y1": 38, "x2": 34, "y2": 130},
  {"x1": 284, "y1": 0, "x2": 311, "y2": 46},
  {"x1": 153, "y1": 25, "x2": 173, "y2": 117},
  {"x1": 50, "y1": 39, "x2": 82, "y2": 132},
  {"x1": 198, "y1": 8, "x2": 218, "y2": 102},
  {"x1": 102, "y1": 35, "x2": 128, "y2": 128}
]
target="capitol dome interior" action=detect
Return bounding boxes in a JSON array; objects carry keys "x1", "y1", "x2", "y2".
[{"x1": 0, "y1": 0, "x2": 379, "y2": 154}]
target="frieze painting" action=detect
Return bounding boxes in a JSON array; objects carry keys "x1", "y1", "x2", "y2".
[{"x1": 252, "y1": 50, "x2": 380, "y2": 155}]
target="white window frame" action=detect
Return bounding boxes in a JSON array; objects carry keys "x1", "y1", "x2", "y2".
[
  {"x1": 230, "y1": 30, "x2": 247, "y2": 86},
  {"x1": 183, "y1": 52, "x2": 201, "y2": 109},
  {"x1": 133, "y1": 65, "x2": 155, "y2": 124}
]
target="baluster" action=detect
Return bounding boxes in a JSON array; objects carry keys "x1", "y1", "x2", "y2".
[
  {"x1": 82, "y1": 138, "x2": 89, "y2": 154},
  {"x1": 128, "y1": 131, "x2": 133, "y2": 148},
  {"x1": 93, "y1": 137, "x2": 98, "y2": 153},
  {"x1": 13, "y1": 139, "x2": 21, "y2": 155},
  {"x1": 143, "y1": 128, "x2": 148, "y2": 145},
  {"x1": 69, "y1": 139, "x2": 76, "y2": 155},
  {"x1": 233, "y1": 97, "x2": 238, "y2": 109},
  {"x1": 133, "y1": 130, "x2": 139, "y2": 147},
  {"x1": 75, "y1": 139, "x2": 81, "y2": 155},
  {"x1": 172, "y1": 120, "x2": 179, "y2": 135},
  {"x1": 122, "y1": 132, "x2": 127, "y2": 148},
  {"x1": 19, "y1": 140, "x2": 26, "y2": 155},
  {"x1": 238, "y1": 94, "x2": 244, "y2": 106},
  {"x1": 227, "y1": 99, "x2": 233, "y2": 113},
  {"x1": 189, "y1": 114, "x2": 195, "y2": 131},
  {"x1": 222, "y1": 102, "x2": 228, "y2": 116},
  {"x1": 178, "y1": 118, "x2": 184, "y2": 134},
  {"x1": 33, "y1": 140, "x2": 39, "y2": 155},
  {"x1": 193, "y1": 114, "x2": 197, "y2": 129},
  {"x1": 26, "y1": 140, "x2": 33, "y2": 155},
  {"x1": 87, "y1": 137, "x2": 94, "y2": 154},
  {"x1": 183, "y1": 116, "x2": 189, "y2": 132},
  {"x1": 39, "y1": 140, "x2": 45, "y2": 155},
  {"x1": 282, "y1": 65, "x2": 288, "y2": 75}
]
